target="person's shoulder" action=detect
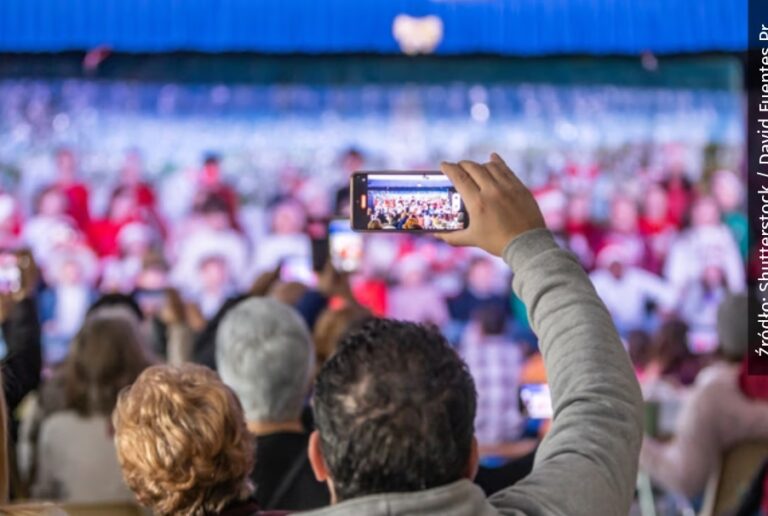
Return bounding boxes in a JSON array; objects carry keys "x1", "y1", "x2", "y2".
[{"x1": 40, "y1": 410, "x2": 87, "y2": 436}]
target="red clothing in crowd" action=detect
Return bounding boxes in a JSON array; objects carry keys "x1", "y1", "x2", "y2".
[
  {"x1": 87, "y1": 217, "x2": 138, "y2": 257},
  {"x1": 123, "y1": 182, "x2": 166, "y2": 237},
  {"x1": 739, "y1": 358, "x2": 768, "y2": 401},
  {"x1": 61, "y1": 182, "x2": 91, "y2": 231},
  {"x1": 638, "y1": 216, "x2": 676, "y2": 237},
  {"x1": 664, "y1": 177, "x2": 692, "y2": 228},
  {"x1": 353, "y1": 278, "x2": 388, "y2": 317}
]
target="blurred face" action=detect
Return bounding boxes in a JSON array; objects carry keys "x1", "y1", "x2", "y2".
[
  {"x1": 608, "y1": 261, "x2": 624, "y2": 279},
  {"x1": 342, "y1": 153, "x2": 364, "y2": 176},
  {"x1": 122, "y1": 152, "x2": 143, "y2": 184},
  {"x1": 136, "y1": 267, "x2": 168, "y2": 290},
  {"x1": 468, "y1": 260, "x2": 495, "y2": 295},
  {"x1": 542, "y1": 206, "x2": 566, "y2": 232},
  {"x1": 55, "y1": 150, "x2": 77, "y2": 183},
  {"x1": 60, "y1": 260, "x2": 83, "y2": 285},
  {"x1": 611, "y1": 198, "x2": 638, "y2": 233},
  {"x1": 691, "y1": 197, "x2": 721, "y2": 227},
  {"x1": 643, "y1": 186, "x2": 668, "y2": 221},
  {"x1": 110, "y1": 192, "x2": 135, "y2": 222},
  {"x1": 200, "y1": 258, "x2": 229, "y2": 292},
  {"x1": 713, "y1": 171, "x2": 742, "y2": 212},
  {"x1": 401, "y1": 267, "x2": 426, "y2": 287},
  {"x1": 201, "y1": 160, "x2": 220, "y2": 185},
  {"x1": 567, "y1": 195, "x2": 591, "y2": 224},
  {"x1": 122, "y1": 238, "x2": 150, "y2": 258},
  {"x1": 272, "y1": 202, "x2": 306, "y2": 234},
  {"x1": 204, "y1": 210, "x2": 230, "y2": 231},
  {"x1": 39, "y1": 190, "x2": 67, "y2": 216}
]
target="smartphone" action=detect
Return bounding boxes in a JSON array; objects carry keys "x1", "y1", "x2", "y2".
[
  {"x1": 310, "y1": 222, "x2": 330, "y2": 273},
  {"x1": 351, "y1": 171, "x2": 468, "y2": 232},
  {"x1": 0, "y1": 252, "x2": 21, "y2": 295},
  {"x1": 519, "y1": 384, "x2": 553, "y2": 420},
  {"x1": 329, "y1": 219, "x2": 363, "y2": 273}
]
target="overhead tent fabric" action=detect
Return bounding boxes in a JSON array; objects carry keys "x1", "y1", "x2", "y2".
[{"x1": 0, "y1": 0, "x2": 746, "y2": 55}]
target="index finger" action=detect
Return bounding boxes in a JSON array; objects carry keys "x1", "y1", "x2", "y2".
[
  {"x1": 487, "y1": 153, "x2": 524, "y2": 188},
  {"x1": 440, "y1": 161, "x2": 480, "y2": 203}
]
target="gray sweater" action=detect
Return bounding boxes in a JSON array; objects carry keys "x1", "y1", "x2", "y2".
[{"x1": 302, "y1": 229, "x2": 644, "y2": 516}]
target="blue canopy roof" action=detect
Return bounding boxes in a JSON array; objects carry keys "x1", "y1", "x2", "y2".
[{"x1": 0, "y1": 0, "x2": 746, "y2": 55}]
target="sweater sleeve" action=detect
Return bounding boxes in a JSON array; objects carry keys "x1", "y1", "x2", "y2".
[{"x1": 488, "y1": 229, "x2": 643, "y2": 516}]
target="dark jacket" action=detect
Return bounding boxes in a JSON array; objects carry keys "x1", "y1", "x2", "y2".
[
  {"x1": 2, "y1": 297, "x2": 42, "y2": 412},
  {"x1": 252, "y1": 432, "x2": 330, "y2": 511}
]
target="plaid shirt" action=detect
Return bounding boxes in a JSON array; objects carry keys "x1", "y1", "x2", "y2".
[{"x1": 461, "y1": 336, "x2": 524, "y2": 446}]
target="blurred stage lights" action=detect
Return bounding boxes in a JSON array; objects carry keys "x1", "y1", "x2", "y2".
[
  {"x1": 392, "y1": 14, "x2": 444, "y2": 55},
  {"x1": 471, "y1": 102, "x2": 490, "y2": 123}
]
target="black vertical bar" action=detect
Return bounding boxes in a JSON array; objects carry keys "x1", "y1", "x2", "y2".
[{"x1": 748, "y1": 0, "x2": 768, "y2": 374}]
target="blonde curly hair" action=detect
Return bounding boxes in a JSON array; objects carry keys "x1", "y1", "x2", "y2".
[{"x1": 113, "y1": 364, "x2": 255, "y2": 516}]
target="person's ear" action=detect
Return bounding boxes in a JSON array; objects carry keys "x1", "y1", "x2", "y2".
[
  {"x1": 308, "y1": 430, "x2": 329, "y2": 482},
  {"x1": 465, "y1": 436, "x2": 480, "y2": 480},
  {"x1": 309, "y1": 430, "x2": 339, "y2": 503}
]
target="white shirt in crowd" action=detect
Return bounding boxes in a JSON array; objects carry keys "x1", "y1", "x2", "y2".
[
  {"x1": 664, "y1": 226, "x2": 744, "y2": 294},
  {"x1": 53, "y1": 285, "x2": 91, "y2": 338},
  {"x1": 590, "y1": 266, "x2": 675, "y2": 332}
]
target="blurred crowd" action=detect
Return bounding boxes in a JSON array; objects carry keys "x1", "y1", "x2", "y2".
[
  {"x1": 0, "y1": 140, "x2": 748, "y2": 357},
  {"x1": 0, "y1": 132, "x2": 761, "y2": 514}
]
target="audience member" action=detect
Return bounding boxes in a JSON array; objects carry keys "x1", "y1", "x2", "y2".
[
  {"x1": 113, "y1": 364, "x2": 277, "y2": 516},
  {"x1": 589, "y1": 245, "x2": 675, "y2": 334},
  {"x1": 461, "y1": 305, "x2": 523, "y2": 447},
  {"x1": 387, "y1": 254, "x2": 449, "y2": 326},
  {"x1": 627, "y1": 329, "x2": 653, "y2": 381},
  {"x1": 664, "y1": 196, "x2": 744, "y2": 296},
  {"x1": 305, "y1": 155, "x2": 642, "y2": 514},
  {"x1": 600, "y1": 196, "x2": 647, "y2": 267},
  {"x1": 115, "y1": 149, "x2": 165, "y2": 237},
  {"x1": 678, "y1": 263, "x2": 729, "y2": 352},
  {"x1": 21, "y1": 187, "x2": 78, "y2": 271},
  {"x1": 638, "y1": 184, "x2": 676, "y2": 274},
  {"x1": 712, "y1": 168, "x2": 748, "y2": 259},
  {"x1": 172, "y1": 194, "x2": 249, "y2": 301},
  {"x1": 448, "y1": 257, "x2": 510, "y2": 324},
  {"x1": 216, "y1": 298, "x2": 330, "y2": 510},
  {"x1": 640, "y1": 319, "x2": 699, "y2": 438},
  {"x1": 193, "y1": 154, "x2": 240, "y2": 231},
  {"x1": 1, "y1": 250, "x2": 42, "y2": 415},
  {"x1": 252, "y1": 199, "x2": 311, "y2": 276},
  {"x1": 32, "y1": 313, "x2": 150, "y2": 502},
  {"x1": 640, "y1": 294, "x2": 768, "y2": 499},
  {"x1": 52, "y1": 148, "x2": 91, "y2": 232},
  {"x1": 38, "y1": 248, "x2": 99, "y2": 364},
  {"x1": 312, "y1": 303, "x2": 372, "y2": 374}
]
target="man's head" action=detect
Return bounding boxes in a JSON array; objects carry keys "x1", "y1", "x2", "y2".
[
  {"x1": 310, "y1": 318, "x2": 478, "y2": 502},
  {"x1": 216, "y1": 297, "x2": 314, "y2": 424}
]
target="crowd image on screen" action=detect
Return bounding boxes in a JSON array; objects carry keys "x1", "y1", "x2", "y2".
[{"x1": 366, "y1": 190, "x2": 464, "y2": 231}]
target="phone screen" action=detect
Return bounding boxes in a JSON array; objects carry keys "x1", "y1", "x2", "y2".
[
  {"x1": 351, "y1": 172, "x2": 468, "y2": 232},
  {"x1": 0, "y1": 253, "x2": 21, "y2": 295},
  {"x1": 329, "y1": 219, "x2": 363, "y2": 273},
  {"x1": 519, "y1": 384, "x2": 553, "y2": 420}
]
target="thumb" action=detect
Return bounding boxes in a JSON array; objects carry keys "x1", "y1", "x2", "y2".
[{"x1": 490, "y1": 152, "x2": 506, "y2": 164}]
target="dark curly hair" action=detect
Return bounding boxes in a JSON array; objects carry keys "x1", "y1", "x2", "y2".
[{"x1": 312, "y1": 318, "x2": 477, "y2": 501}]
